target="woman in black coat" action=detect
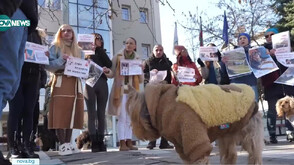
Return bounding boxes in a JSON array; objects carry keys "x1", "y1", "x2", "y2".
[{"x1": 84, "y1": 33, "x2": 112, "y2": 152}]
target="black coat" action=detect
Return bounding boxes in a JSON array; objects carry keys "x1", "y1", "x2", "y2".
[{"x1": 144, "y1": 54, "x2": 172, "y2": 85}]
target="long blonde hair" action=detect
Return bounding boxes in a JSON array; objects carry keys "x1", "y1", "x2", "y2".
[{"x1": 52, "y1": 24, "x2": 81, "y2": 58}]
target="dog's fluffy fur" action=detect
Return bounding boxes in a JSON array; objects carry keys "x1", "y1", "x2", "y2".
[
  {"x1": 126, "y1": 83, "x2": 263, "y2": 164},
  {"x1": 276, "y1": 96, "x2": 294, "y2": 119},
  {"x1": 75, "y1": 130, "x2": 91, "y2": 150}
]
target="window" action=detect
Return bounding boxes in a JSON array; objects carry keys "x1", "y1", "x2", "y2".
[
  {"x1": 141, "y1": 44, "x2": 151, "y2": 59},
  {"x1": 122, "y1": 5, "x2": 130, "y2": 21},
  {"x1": 139, "y1": 8, "x2": 148, "y2": 23}
]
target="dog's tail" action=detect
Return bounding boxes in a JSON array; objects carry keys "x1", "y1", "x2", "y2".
[{"x1": 241, "y1": 111, "x2": 264, "y2": 165}]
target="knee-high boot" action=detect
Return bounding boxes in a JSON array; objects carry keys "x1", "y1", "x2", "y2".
[
  {"x1": 22, "y1": 132, "x2": 39, "y2": 158},
  {"x1": 97, "y1": 134, "x2": 106, "y2": 152}
]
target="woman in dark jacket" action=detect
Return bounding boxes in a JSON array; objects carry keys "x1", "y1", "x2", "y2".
[
  {"x1": 143, "y1": 44, "x2": 174, "y2": 149},
  {"x1": 84, "y1": 33, "x2": 112, "y2": 152}
]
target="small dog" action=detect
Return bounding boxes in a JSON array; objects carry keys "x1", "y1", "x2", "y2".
[
  {"x1": 75, "y1": 130, "x2": 91, "y2": 150},
  {"x1": 276, "y1": 96, "x2": 294, "y2": 142},
  {"x1": 276, "y1": 96, "x2": 294, "y2": 122}
]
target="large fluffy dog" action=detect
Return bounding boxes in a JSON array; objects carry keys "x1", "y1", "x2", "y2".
[{"x1": 126, "y1": 83, "x2": 263, "y2": 164}]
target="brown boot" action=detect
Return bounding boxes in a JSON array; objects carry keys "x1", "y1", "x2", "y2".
[
  {"x1": 126, "y1": 139, "x2": 138, "y2": 150},
  {"x1": 119, "y1": 140, "x2": 129, "y2": 151}
]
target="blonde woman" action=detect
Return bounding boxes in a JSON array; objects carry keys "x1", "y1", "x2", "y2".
[
  {"x1": 46, "y1": 24, "x2": 84, "y2": 155},
  {"x1": 104, "y1": 37, "x2": 143, "y2": 151}
]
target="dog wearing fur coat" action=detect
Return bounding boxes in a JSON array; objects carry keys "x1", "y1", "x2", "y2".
[{"x1": 126, "y1": 83, "x2": 263, "y2": 164}]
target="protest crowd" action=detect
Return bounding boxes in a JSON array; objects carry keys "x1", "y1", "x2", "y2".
[{"x1": 1, "y1": 1, "x2": 294, "y2": 164}]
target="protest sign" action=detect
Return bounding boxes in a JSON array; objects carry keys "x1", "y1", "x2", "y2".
[
  {"x1": 120, "y1": 59, "x2": 142, "y2": 76},
  {"x1": 275, "y1": 67, "x2": 294, "y2": 86},
  {"x1": 272, "y1": 31, "x2": 291, "y2": 54},
  {"x1": 149, "y1": 70, "x2": 167, "y2": 83},
  {"x1": 222, "y1": 47, "x2": 252, "y2": 78},
  {"x1": 248, "y1": 46, "x2": 279, "y2": 78},
  {"x1": 64, "y1": 56, "x2": 90, "y2": 78},
  {"x1": 275, "y1": 52, "x2": 294, "y2": 68},
  {"x1": 177, "y1": 66, "x2": 195, "y2": 83},
  {"x1": 24, "y1": 42, "x2": 49, "y2": 65},
  {"x1": 78, "y1": 34, "x2": 95, "y2": 55},
  {"x1": 84, "y1": 61, "x2": 103, "y2": 87},
  {"x1": 199, "y1": 46, "x2": 218, "y2": 61}
]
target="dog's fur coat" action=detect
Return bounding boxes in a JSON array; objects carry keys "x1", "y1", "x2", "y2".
[{"x1": 126, "y1": 83, "x2": 263, "y2": 164}]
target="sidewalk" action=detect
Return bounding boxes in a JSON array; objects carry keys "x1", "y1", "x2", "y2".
[{"x1": 30, "y1": 136, "x2": 294, "y2": 164}]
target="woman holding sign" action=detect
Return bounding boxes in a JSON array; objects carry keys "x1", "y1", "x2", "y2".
[
  {"x1": 84, "y1": 33, "x2": 112, "y2": 152},
  {"x1": 46, "y1": 24, "x2": 84, "y2": 156},
  {"x1": 172, "y1": 45, "x2": 202, "y2": 86},
  {"x1": 104, "y1": 37, "x2": 143, "y2": 151}
]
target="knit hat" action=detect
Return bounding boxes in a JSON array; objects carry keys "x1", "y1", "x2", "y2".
[
  {"x1": 238, "y1": 33, "x2": 251, "y2": 44},
  {"x1": 265, "y1": 28, "x2": 278, "y2": 35},
  {"x1": 174, "y1": 45, "x2": 186, "y2": 56}
]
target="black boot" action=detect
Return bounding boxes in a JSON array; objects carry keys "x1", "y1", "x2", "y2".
[
  {"x1": 22, "y1": 132, "x2": 39, "y2": 158},
  {"x1": 0, "y1": 151, "x2": 11, "y2": 165},
  {"x1": 90, "y1": 134, "x2": 100, "y2": 152},
  {"x1": 159, "y1": 137, "x2": 174, "y2": 149},
  {"x1": 270, "y1": 136, "x2": 278, "y2": 144},
  {"x1": 146, "y1": 141, "x2": 156, "y2": 149},
  {"x1": 7, "y1": 131, "x2": 20, "y2": 159},
  {"x1": 97, "y1": 134, "x2": 106, "y2": 152}
]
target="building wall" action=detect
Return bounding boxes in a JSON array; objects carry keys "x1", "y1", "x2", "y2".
[{"x1": 111, "y1": 0, "x2": 162, "y2": 59}]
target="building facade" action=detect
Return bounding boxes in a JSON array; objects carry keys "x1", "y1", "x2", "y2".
[{"x1": 0, "y1": 0, "x2": 162, "y2": 147}]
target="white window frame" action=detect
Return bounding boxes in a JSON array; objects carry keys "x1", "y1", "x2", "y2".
[
  {"x1": 122, "y1": 5, "x2": 131, "y2": 21},
  {"x1": 141, "y1": 44, "x2": 151, "y2": 59}
]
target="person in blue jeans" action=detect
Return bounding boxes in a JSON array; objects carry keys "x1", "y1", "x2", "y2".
[{"x1": 0, "y1": 0, "x2": 38, "y2": 164}]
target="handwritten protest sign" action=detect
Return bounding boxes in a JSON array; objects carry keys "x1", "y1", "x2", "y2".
[
  {"x1": 177, "y1": 66, "x2": 195, "y2": 83},
  {"x1": 64, "y1": 56, "x2": 90, "y2": 78},
  {"x1": 199, "y1": 46, "x2": 218, "y2": 61},
  {"x1": 24, "y1": 42, "x2": 49, "y2": 65},
  {"x1": 120, "y1": 59, "x2": 142, "y2": 76},
  {"x1": 78, "y1": 34, "x2": 95, "y2": 55}
]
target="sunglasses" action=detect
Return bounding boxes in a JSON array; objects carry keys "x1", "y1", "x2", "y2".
[
  {"x1": 265, "y1": 33, "x2": 274, "y2": 38},
  {"x1": 96, "y1": 37, "x2": 103, "y2": 41}
]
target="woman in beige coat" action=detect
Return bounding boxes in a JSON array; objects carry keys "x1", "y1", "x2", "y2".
[
  {"x1": 46, "y1": 24, "x2": 84, "y2": 156},
  {"x1": 104, "y1": 37, "x2": 143, "y2": 151}
]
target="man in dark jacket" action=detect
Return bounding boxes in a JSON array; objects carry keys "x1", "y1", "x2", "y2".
[
  {"x1": 0, "y1": 0, "x2": 38, "y2": 164},
  {"x1": 262, "y1": 28, "x2": 294, "y2": 144},
  {"x1": 143, "y1": 44, "x2": 174, "y2": 150}
]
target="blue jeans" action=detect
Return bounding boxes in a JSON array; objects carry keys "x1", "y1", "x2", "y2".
[{"x1": 0, "y1": 9, "x2": 28, "y2": 117}]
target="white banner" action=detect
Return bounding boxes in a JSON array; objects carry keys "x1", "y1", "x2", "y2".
[
  {"x1": 199, "y1": 46, "x2": 218, "y2": 61},
  {"x1": 120, "y1": 59, "x2": 143, "y2": 76},
  {"x1": 64, "y1": 56, "x2": 90, "y2": 78},
  {"x1": 177, "y1": 66, "x2": 195, "y2": 83},
  {"x1": 272, "y1": 31, "x2": 291, "y2": 54},
  {"x1": 78, "y1": 34, "x2": 95, "y2": 55},
  {"x1": 24, "y1": 42, "x2": 49, "y2": 65}
]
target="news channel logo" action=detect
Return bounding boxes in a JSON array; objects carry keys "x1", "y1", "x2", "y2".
[{"x1": 0, "y1": 15, "x2": 30, "y2": 32}]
